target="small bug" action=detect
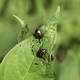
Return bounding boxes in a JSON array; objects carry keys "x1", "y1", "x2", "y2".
[
  {"x1": 33, "y1": 28, "x2": 43, "y2": 40},
  {"x1": 36, "y1": 48, "x2": 47, "y2": 58}
]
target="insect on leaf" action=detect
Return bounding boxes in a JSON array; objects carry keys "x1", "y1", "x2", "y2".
[
  {"x1": 0, "y1": 6, "x2": 60, "y2": 80},
  {"x1": 0, "y1": 37, "x2": 54, "y2": 80}
]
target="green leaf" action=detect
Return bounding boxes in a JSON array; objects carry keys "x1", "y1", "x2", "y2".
[
  {"x1": 0, "y1": 9, "x2": 58, "y2": 80},
  {"x1": 0, "y1": 37, "x2": 55, "y2": 80},
  {"x1": 0, "y1": 38, "x2": 33, "y2": 80}
]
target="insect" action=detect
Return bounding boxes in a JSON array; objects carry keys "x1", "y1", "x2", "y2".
[
  {"x1": 33, "y1": 28, "x2": 44, "y2": 40},
  {"x1": 36, "y1": 48, "x2": 47, "y2": 58},
  {"x1": 36, "y1": 47, "x2": 54, "y2": 62}
]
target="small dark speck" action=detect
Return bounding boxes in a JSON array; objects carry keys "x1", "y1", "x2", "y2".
[
  {"x1": 35, "y1": 63, "x2": 38, "y2": 65},
  {"x1": 48, "y1": 54, "x2": 54, "y2": 62},
  {"x1": 31, "y1": 49, "x2": 34, "y2": 53},
  {"x1": 51, "y1": 55, "x2": 54, "y2": 61}
]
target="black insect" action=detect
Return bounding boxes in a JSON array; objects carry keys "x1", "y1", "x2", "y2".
[
  {"x1": 33, "y1": 28, "x2": 43, "y2": 40},
  {"x1": 36, "y1": 48, "x2": 47, "y2": 58}
]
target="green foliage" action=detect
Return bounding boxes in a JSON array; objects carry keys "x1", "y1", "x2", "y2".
[
  {"x1": 0, "y1": 0, "x2": 59, "y2": 62},
  {"x1": 0, "y1": 15, "x2": 57, "y2": 80},
  {"x1": 0, "y1": 0, "x2": 80, "y2": 80},
  {"x1": 0, "y1": 39, "x2": 54, "y2": 80}
]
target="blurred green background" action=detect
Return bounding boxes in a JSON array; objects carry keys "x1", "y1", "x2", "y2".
[{"x1": 0, "y1": 0, "x2": 80, "y2": 66}]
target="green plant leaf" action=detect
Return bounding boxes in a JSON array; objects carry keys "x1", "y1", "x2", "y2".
[
  {"x1": 0, "y1": 8, "x2": 58, "y2": 80},
  {"x1": 0, "y1": 36, "x2": 56, "y2": 80},
  {"x1": 0, "y1": 38, "x2": 47, "y2": 80}
]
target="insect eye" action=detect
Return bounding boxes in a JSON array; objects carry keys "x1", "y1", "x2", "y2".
[
  {"x1": 34, "y1": 29, "x2": 43, "y2": 40},
  {"x1": 36, "y1": 48, "x2": 46, "y2": 58}
]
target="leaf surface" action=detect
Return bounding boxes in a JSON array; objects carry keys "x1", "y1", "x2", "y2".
[{"x1": 0, "y1": 37, "x2": 55, "y2": 80}]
